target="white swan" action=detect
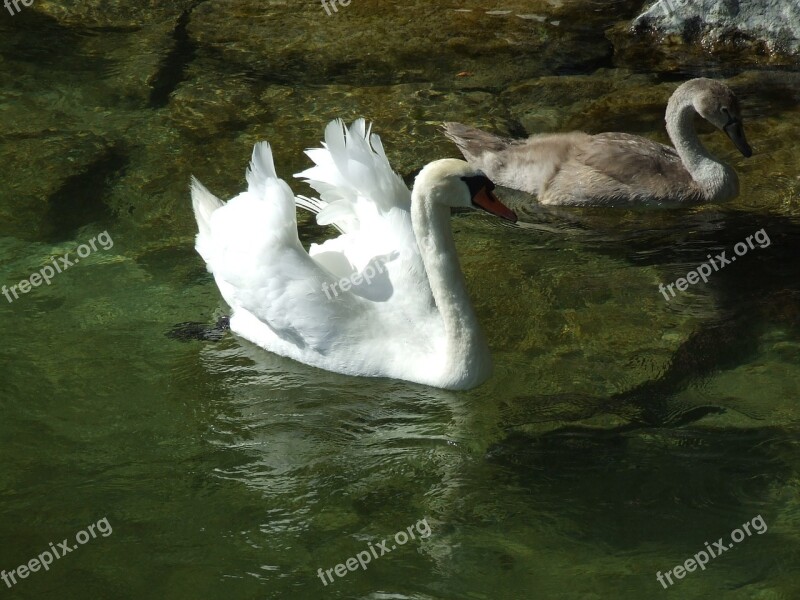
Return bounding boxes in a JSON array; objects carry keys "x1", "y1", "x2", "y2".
[{"x1": 190, "y1": 119, "x2": 518, "y2": 390}]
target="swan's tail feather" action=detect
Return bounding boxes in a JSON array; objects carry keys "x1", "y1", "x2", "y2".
[
  {"x1": 295, "y1": 195, "x2": 326, "y2": 215},
  {"x1": 191, "y1": 176, "x2": 224, "y2": 266},
  {"x1": 246, "y1": 141, "x2": 278, "y2": 200},
  {"x1": 295, "y1": 195, "x2": 344, "y2": 233},
  {"x1": 442, "y1": 122, "x2": 512, "y2": 161},
  {"x1": 295, "y1": 119, "x2": 410, "y2": 234},
  {"x1": 191, "y1": 176, "x2": 223, "y2": 238},
  {"x1": 243, "y1": 140, "x2": 301, "y2": 238}
]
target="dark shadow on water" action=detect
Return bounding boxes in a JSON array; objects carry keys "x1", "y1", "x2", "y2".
[
  {"x1": 148, "y1": 4, "x2": 207, "y2": 109},
  {"x1": 504, "y1": 204, "x2": 800, "y2": 354},
  {"x1": 486, "y1": 424, "x2": 791, "y2": 551},
  {"x1": 44, "y1": 145, "x2": 128, "y2": 243},
  {"x1": 0, "y1": 9, "x2": 114, "y2": 71},
  {"x1": 487, "y1": 207, "x2": 799, "y2": 548},
  {"x1": 501, "y1": 204, "x2": 800, "y2": 415}
]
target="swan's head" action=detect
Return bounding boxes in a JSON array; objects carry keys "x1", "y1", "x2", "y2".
[
  {"x1": 415, "y1": 159, "x2": 517, "y2": 222},
  {"x1": 682, "y1": 78, "x2": 752, "y2": 158}
]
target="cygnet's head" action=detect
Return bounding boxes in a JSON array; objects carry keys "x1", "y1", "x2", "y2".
[
  {"x1": 414, "y1": 159, "x2": 517, "y2": 222},
  {"x1": 679, "y1": 78, "x2": 752, "y2": 158}
]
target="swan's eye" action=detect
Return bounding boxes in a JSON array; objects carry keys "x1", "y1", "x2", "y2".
[{"x1": 461, "y1": 175, "x2": 494, "y2": 199}]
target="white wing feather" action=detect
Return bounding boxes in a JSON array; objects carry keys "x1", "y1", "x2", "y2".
[{"x1": 191, "y1": 125, "x2": 436, "y2": 367}]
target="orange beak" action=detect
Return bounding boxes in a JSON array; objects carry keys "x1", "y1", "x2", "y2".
[{"x1": 472, "y1": 188, "x2": 518, "y2": 223}]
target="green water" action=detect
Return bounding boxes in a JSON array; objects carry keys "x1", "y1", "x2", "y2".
[{"x1": 1, "y1": 1, "x2": 799, "y2": 598}]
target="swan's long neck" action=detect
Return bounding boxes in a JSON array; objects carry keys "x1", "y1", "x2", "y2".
[
  {"x1": 411, "y1": 189, "x2": 491, "y2": 388},
  {"x1": 666, "y1": 90, "x2": 737, "y2": 201}
]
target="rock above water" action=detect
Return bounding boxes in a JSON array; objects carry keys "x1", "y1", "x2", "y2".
[{"x1": 619, "y1": 0, "x2": 800, "y2": 66}]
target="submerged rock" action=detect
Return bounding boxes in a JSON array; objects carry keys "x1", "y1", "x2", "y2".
[
  {"x1": 187, "y1": 0, "x2": 632, "y2": 89},
  {"x1": 32, "y1": 0, "x2": 194, "y2": 29}
]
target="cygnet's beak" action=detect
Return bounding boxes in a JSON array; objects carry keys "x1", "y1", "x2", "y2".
[
  {"x1": 472, "y1": 187, "x2": 518, "y2": 223},
  {"x1": 724, "y1": 119, "x2": 753, "y2": 158}
]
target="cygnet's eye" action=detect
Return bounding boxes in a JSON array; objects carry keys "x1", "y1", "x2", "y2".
[{"x1": 720, "y1": 106, "x2": 737, "y2": 125}]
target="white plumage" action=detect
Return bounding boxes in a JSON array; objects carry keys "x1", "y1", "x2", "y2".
[{"x1": 190, "y1": 119, "x2": 516, "y2": 389}]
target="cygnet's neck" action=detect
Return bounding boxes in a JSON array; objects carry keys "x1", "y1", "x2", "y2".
[{"x1": 666, "y1": 87, "x2": 738, "y2": 201}]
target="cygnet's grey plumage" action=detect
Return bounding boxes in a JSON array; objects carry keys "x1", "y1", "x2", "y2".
[{"x1": 443, "y1": 78, "x2": 752, "y2": 207}]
